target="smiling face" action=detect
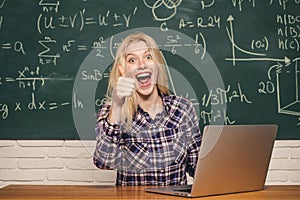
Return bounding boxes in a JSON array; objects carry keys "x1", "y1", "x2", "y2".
[{"x1": 118, "y1": 40, "x2": 159, "y2": 97}]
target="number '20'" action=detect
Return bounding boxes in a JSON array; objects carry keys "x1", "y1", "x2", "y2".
[{"x1": 258, "y1": 81, "x2": 275, "y2": 94}]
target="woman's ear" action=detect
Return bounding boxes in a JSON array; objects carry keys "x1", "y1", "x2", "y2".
[{"x1": 117, "y1": 64, "x2": 125, "y2": 76}]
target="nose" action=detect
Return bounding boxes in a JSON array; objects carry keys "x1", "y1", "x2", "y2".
[{"x1": 137, "y1": 58, "x2": 147, "y2": 70}]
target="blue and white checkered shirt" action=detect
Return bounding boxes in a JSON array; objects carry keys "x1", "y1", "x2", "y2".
[{"x1": 93, "y1": 93, "x2": 202, "y2": 186}]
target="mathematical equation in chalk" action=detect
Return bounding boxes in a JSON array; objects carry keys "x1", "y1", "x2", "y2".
[
  {"x1": 0, "y1": 66, "x2": 74, "y2": 91},
  {"x1": 0, "y1": 0, "x2": 300, "y2": 138},
  {"x1": 0, "y1": 82, "x2": 252, "y2": 127},
  {"x1": 0, "y1": 33, "x2": 206, "y2": 67},
  {"x1": 0, "y1": 93, "x2": 70, "y2": 120}
]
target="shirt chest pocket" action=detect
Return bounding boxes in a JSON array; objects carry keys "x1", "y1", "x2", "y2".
[{"x1": 120, "y1": 137, "x2": 150, "y2": 172}]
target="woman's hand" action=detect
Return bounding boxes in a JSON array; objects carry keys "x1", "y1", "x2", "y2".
[
  {"x1": 113, "y1": 77, "x2": 135, "y2": 106},
  {"x1": 109, "y1": 77, "x2": 135, "y2": 123}
]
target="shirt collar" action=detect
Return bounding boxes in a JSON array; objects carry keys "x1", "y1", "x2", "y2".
[
  {"x1": 160, "y1": 92, "x2": 172, "y2": 115},
  {"x1": 136, "y1": 91, "x2": 172, "y2": 115}
]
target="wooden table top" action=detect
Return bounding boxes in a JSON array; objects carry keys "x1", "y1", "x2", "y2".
[{"x1": 0, "y1": 185, "x2": 299, "y2": 199}]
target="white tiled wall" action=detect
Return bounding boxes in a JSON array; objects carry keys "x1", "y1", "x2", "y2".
[{"x1": 0, "y1": 140, "x2": 299, "y2": 188}]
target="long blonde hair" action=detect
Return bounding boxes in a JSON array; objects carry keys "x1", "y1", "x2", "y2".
[{"x1": 106, "y1": 32, "x2": 170, "y2": 128}]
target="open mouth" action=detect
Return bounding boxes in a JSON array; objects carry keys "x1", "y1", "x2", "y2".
[{"x1": 135, "y1": 72, "x2": 152, "y2": 86}]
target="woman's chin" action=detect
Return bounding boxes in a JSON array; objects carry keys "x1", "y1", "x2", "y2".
[{"x1": 136, "y1": 83, "x2": 155, "y2": 96}]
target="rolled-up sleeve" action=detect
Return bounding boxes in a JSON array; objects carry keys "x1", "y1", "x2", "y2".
[
  {"x1": 93, "y1": 104, "x2": 122, "y2": 169},
  {"x1": 184, "y1": 100, "x2": 202, "y2": 178}
]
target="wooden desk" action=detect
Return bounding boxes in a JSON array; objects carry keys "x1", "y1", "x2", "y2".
[{"x1": 0, "y1": 185, "x2": 299, "y2": 200}]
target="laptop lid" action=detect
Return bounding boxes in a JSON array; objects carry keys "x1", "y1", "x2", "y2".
[{"x1": 145, "y1": 124, "x2": 278, "y2": 197}]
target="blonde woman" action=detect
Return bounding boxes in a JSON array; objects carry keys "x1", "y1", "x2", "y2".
[{"x1": 93, "y1": 32, "x2": 202, "y2": 186}]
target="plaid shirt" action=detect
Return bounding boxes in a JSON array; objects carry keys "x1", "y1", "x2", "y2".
[{"x1": 93, "y1": 94, "x2": 202, "y2": 186}]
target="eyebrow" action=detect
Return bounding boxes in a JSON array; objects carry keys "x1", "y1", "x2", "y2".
[{"x1": 125, "y1": 49, "x2": 151, "y2": 58}]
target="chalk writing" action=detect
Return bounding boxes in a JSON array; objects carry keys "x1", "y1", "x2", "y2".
[
  {"x1": 0, "y1": 103, "x2": 8, "y2": 119},
  {"x1": 201, "y1": 83, "x2": 252, "y2": 108},
  {"x1": 0, "y1": 0, "x2": 299, "y2": 139},
  {"x1": 200, "y1": 109, "x2": 235, "y2": 125},
  {"x1": 1, "y1": 41, "x2": 26, "y2": 55},
  {"x1": 266, "y1": 58, "x2": 300, "y2": 116},
  {"x1": 39, "y1": 0, "x2": 60, "y2": 13},
  {"x1": 277, "y1": 14, "x2": 300, "y2": 52},
  {"x1": 143, "y1": 0, "x2": 182, "y2": 21},
  {"x1": 37, "y1": 6, "x2": 138, "y2": 34},
  {"x1": 0, "y1": 15, "x2": 3, "y2": 30},
  {"x1": 38, "y1": 37, "x2": 60, "y2": 65},
  {"x1": 178, "y1": 15, "x2": 221, "y2": 29}
]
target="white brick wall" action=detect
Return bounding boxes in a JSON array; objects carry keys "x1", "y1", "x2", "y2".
[
  {"x1": 0, "y1": 140, "x2": 116, "y2": 188},
  {"x1": 267, "y1": 140, "x2": 300, "y2": 184},
  {"x1": 0, "y1": 140, "x2": 299, "y2": 188}
]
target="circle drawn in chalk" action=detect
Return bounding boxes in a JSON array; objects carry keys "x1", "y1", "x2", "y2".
[{"x1": 72, "y1": 27, "x2": 226, "y2": 163}]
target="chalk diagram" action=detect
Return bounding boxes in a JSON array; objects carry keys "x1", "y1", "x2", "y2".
[
  {"x1": 225, "y1": 15, "x2": 300, "y2": 123},
  {"x1": 268, "y1": 59, "x2": 300, "y2": 116},
  {"x1": 143, "y1": 0, "x2": 182, "y2": 21}
]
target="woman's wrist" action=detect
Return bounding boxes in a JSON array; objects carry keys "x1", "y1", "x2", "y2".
[{"x1": 108, "y1": 101, "x2": 122, "y2": 123}]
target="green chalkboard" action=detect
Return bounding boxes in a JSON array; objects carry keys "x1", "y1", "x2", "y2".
[{"x1": 0, "y1": 0, "x2": 299, "y2": 140}]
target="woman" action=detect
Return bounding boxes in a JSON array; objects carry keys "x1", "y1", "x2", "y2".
[{"x1": 93, "y1": 32, "x2": 202, "y2": 186}]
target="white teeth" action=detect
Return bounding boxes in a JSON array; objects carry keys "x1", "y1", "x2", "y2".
[
  {"x1": 136, "y1": 73, "x2": 151, "y2": 78},
  {"x1": 136, "y1": 72, "x2": 151, "y2": 84}
]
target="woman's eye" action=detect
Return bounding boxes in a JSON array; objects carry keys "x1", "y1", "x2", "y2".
[
  {"x1": 146, "y1": 54, "x2": 152, "y2": 60},
  {"x1": 128, "y1": 57, "x2": 136, "y2": 63}
]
